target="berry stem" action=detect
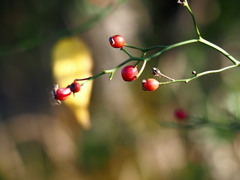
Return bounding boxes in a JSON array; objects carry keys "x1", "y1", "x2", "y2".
[
  {"x1": 159, "y1": 72, "x2": 175, "y2": 81},
  {"x1": 125, "y1": 44, "x2": 167, "y2": 52},
  {"x1": 81, "y1": 57, "x2": 142, "y2": 84},
  {"x1": 121, "y1": 47, "x2": 132, "y2": 57},
  {"x1": 136, "y1": 60, "x2": 147, "y2": 78},
  {"x1": 158, "y1": 64, "x2": 238, "y2": 86},
  {"x1": 75, "y1": 77, "x2": 92, "y2": 81}
]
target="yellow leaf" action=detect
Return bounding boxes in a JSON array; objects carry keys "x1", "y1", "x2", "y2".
[{"x1": 52, "y1": 37, "x2": 93, "y2": 128}]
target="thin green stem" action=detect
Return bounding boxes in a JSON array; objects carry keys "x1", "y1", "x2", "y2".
[
  {"x1": 183, "y1": 0, "x2": 201, "y2": 38},
  {"x1": 125, "y1": 44, "x2": 167, "y2": 52},
  {"x1": 134, "y1": 52, "x2": 146, "y2": 66},
  {"x1": 144, "y1": 39, "x2": 199, "y2": 61},
  {"x1": 199, "y1": 37, "x2": 240, "y2": 65},
  {"x1": 81, "y1": 71, "x2": 105, "y2": 85},
  {"x1": 159, "y1": 64, "x2": 239, "y2": 86},
  {"x1": 136, "y1": 60, "x2": 147, "y2": 78},
  {"x1": 121, "y1": 47, "x2": 132, "y2": 57},
  {"x1": 185, "y1": 64, "x2": 239, "y2": 82},
  {"x1": 74, "y1": 1, "x2": 239, "y2": 88},
  {"x1": 80, "y1": 36, "x2": 240, "y2": 86},
  {"x1": 81, "y1": 57, "x2": 140, "y2": 84}
]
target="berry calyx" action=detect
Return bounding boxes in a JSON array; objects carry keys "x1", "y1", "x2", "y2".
[
  {"x1": 54, "y1": 87, "x2": 72, "y2": 101},
  {"x1": 109, "y1": 35, "x2": 126, "y2": 48},
  {"x1": 68, "y1": 81, "x2": 81, "y2": 93},
  {"x1": 142, "y1": 78, "x2": 159, "y2": 91},
  {"x1": 121, "y1": 65, "x2": 138, "y2": 82}
]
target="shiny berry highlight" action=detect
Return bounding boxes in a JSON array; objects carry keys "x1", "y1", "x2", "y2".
[
  {"x1": 54, "y1": 87, "x2": 72, "y2": 101},
  {"x1": 142, "y1": 78, "x2": 159, "y2": 91},
  {"x1": 121, "y1": 65, "x2": 138, "y2": 82},
  {"x1": 109, "y1": 35, "x2": 126, "y2": 48}
]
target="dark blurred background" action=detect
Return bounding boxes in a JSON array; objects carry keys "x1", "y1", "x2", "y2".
[{"x1": 0, "y1": 0, "x2": 240, "y2": 179}]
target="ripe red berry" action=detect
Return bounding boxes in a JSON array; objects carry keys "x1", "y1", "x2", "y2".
[
  {"x1": 142, "y1": 78, "x2": 159, "y2": 91},
  {"x1": 174, "y1": 109, "x2": 187, "y2": 121},
  {"x1": 54, "y1": 87, "x2": 72, "y2": 101},
  {"x1": 109, "y1": 35, "x2": 126, "y2": 48},
  {"x1": 121, "y1": 65, "x2": 138, "y2": 82},
  {"x1": 68, "y1": 81, "x2": 81, "y2": 93}
]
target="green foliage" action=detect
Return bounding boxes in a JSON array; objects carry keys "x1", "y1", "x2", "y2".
[{"x1": 173, "y1": 163, "x2": 210, "y2": 180}]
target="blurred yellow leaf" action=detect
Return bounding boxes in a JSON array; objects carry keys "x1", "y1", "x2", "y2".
[{"x1": 52, "y1": 37, "x2": 93, "y2": 128}]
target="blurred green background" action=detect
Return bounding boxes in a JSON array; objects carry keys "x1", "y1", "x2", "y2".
[{"x1": 1, "y1": 0, "x2": 240, "y2": 180}]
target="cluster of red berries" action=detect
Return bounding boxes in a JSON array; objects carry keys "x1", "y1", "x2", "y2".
[
  {"x1": 53, "y1": 35, "x2": 161, "y2": 103},
  {"x1": 109, "y1": 35, "x2": 160, "y2": 91},
  {"x1": 53, "y1": 81, "x2": 81, "y2": 101}
]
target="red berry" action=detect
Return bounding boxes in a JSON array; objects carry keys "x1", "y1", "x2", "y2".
[
  {"x1": 54, "y1": 87, "x2": 72, "y2": 101},
  {"x1": 121, "y1": 65, "x2": 138, "y2": 82},
  {"x1": 142, "y1": 78, "x2": 159, "y2": 91},
  {"x1": 109, "y1": 35, "x2": 126, "y2": 48},
  {"x1": 174, "y1": 109, "x2": 187, "y2": 120},
  {"x1": 68, "y1": 81, "x2": 81, "y2": 93}
]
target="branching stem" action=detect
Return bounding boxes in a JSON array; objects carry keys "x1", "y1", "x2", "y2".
[{"x1": 72, "y1": 0, "x2": 240, "y2": 87}]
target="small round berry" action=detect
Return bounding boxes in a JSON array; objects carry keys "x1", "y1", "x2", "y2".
[
  {"x1": 68, "y1": 81, "x2": 81, "y2": 93},
  {"x1": 121, "y1": 65, "x2": 138, "y2": 82},
  {"x1": 174, "y1": 109, "x2": 188, "y2": 121},
  {"x1": 142, "y1": 78, "x2": 159, "y2": 91},
  {"x1": 54, "y1": 87, "x2": 72, "y2": 101},
  {"x1": 109, "y1": 35, "x2": 126, "y2": 48}
]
